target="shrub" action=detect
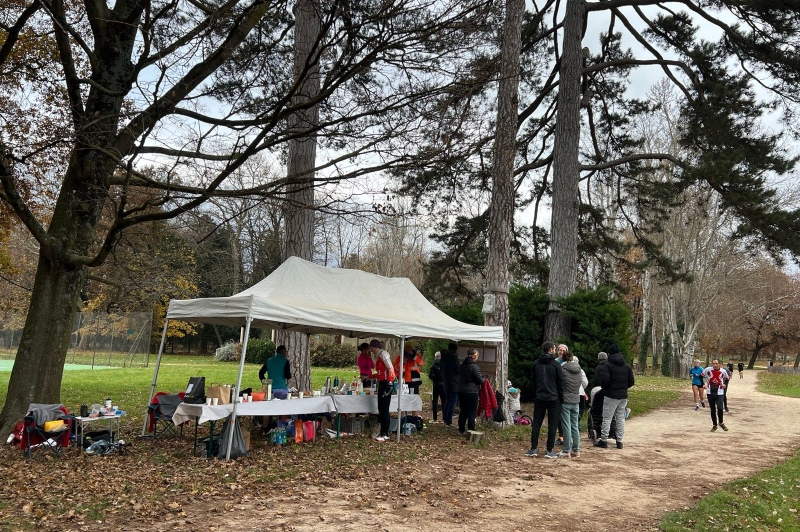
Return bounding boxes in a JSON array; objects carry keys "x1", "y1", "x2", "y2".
[
  {"x1": 214, "y1": 340, "x2": 242, "y2": 362},
  {"x1": 311, "y1": 342, "x2": 357, "y2": 367},
  {"x1": 559, "y1": 287, "x2": 634, "y2": 384},
  {"x1": 246, "y1": 338, "x2": 276, "y2": 365}
]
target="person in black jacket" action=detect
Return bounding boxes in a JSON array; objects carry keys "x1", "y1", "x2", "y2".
[
  {"x1": 593, "y1": 343, "x2": 634, "y2": 449},
  {"x1": 457, "y1": 348, "x2": 484, "y2": 435},
  {"x1": 524, "y1": 342, "x2": 564, "y2": 458},
  {"x1": 440, "y1": 342, "x2": 461, "y2": 426},
  {"x1": 428, "y1": 352, "x2": 445, "y2": 422}
]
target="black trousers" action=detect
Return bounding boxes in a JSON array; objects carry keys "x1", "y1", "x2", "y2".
[
  {"x1": 457, "y1": 392, "x2": 479, "y2": 433},
  {"x1": 432, "y1": 384, "x2": 445, "y2": 421},
  {"x1": 530, "y1": 399, "x2": 562, "y2": 452},
  {"x1": 708, "y1": 393, "x2": 724, "y2": 426},
  {"x1": 377, "y1": 380, "x2": 392, "y2": 436}
]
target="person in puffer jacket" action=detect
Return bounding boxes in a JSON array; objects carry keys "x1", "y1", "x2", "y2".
[
  {"x1": 524, "y1": 342, "x2": 564, "y2": 459},
  {"x1": 457, "y1": 348, "x2": 484, "y2": 435},
  {"x1": 593, "y1": 343, "x2": 634, "y2": 449},
  {"x1": 560, "y1": 352, "x2": 583, "y2": 458}
]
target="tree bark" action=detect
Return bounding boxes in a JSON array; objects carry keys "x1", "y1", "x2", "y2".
[
  {"x1": 276, "y1": 0, "x2": 321, "y2": 392},
  {"x1": 0, "y1": 4, "x2": 143, "y2": 433},
  {"x1": 544, "y1": 0, "x2": 585, "y2": 342},
  {"x1": 485, "y1": 0, "x2": 524, "y2": 426},
  {"x1": 747, "y1": 346, "x2": 762, "y2": 370}
]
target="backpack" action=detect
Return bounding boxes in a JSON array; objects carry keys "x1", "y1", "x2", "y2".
[{"x1": 492, "y1": 391, "x2": 506, "y2": 422}]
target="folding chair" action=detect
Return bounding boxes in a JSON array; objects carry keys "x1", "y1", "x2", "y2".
[
  {"x1": 146, "y1": 392, "x2": 185, "y2": 440},
  {"x1": 21, "y1": 403, "x2": 72, "y2": 459}
]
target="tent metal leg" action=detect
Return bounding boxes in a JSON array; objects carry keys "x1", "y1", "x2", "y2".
[
  {"x1": 141, "y1": 320, "x2": 169, "y2": 437},
  {"x1": 225, "y1": 317, "x2": 252, "y2": 460}
]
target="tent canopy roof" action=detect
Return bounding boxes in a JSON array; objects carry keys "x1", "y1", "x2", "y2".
[{"x1": 167, "y1": 257, "x2": 503, "y2": 342}]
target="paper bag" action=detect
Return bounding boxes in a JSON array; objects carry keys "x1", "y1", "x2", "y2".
[{"x1": 206, "y1": 385, "x2": 230, "y2": 405}]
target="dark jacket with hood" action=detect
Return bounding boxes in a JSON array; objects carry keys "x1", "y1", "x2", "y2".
[
  {"x1": 561, "y1": 359, "x2": 583, "y2": 405},
  {"x1": 597, "y1": 349, "x2": 635, "y2": 400},
  {"x1": 530, "y1": 353, "x2": 564, "y2": 403},
  {"x1": 428, "y1": 358, "x2": 444, "y2": 386},
  {"x1": 440, "y1": 349, "x2": 461, "y2": 392},
  {"x1": 458, "y1": 356, "x2": 484, "y2": 395}
]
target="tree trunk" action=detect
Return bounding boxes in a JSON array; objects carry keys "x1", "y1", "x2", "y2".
[
  {"x1": 793, "y1": 351, "x2": 799, "y2": 369},
  {"x1": 544, "y1": 0, "x2": 585, "y2": 341},
  {"x1": 747, "y1": 346, "x2": 762, "y2": 370},
  {"x1": 485, "y1": 0, "x2": 524, "y2": 426},
  {"x1": 0, "y1": 6, "x2": 143, "y2": 434},
  {"x1": 276, "y1": 0, "x2": 321, "y2": 393}
]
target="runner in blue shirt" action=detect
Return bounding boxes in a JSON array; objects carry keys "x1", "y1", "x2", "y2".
[{"x1": 689, "y1": 359, "x2": 706, "y2": 411}]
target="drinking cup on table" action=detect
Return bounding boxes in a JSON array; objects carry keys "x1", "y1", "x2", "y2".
[
  {"x1": 211, "y1": 398, "x2": 219, "y2": 406},
  {"x1": 242, "y1": 394, "x2": 248, "y2": 402},
  {"x1": 206, "y1": 398, "x2": 212, "y2": 406}
]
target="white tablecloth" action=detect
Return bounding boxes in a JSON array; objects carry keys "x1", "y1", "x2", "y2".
[
  {"x1": 172, "y1": 394, "x2": 422, "y2": 425},
  {"x1": 172, "y1": 396, "x2": 336, "y2": 426},
  {"x1": 331, "y1": 394, "x2": 422, "y2": 414}
]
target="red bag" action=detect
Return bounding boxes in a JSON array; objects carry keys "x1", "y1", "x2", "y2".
[
  {"x1": 302, "y1": 420, "x2": 316, "y2": 442},
  {"x1": 294, "y1": 419, "x2": 303, "y2": 443}
]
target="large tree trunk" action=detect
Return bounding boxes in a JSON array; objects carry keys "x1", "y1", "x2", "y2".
[
  {"x1": 747, "y1": 346, "x2": 762, "y2": 370},
  {"x1": 276, "y1": 0, "x2": 321, "y2": 392},
  {"x1": 0, "y1": 6, "x2": 142, "y2": 434},
  {"x1": 544, "y1": 0, "x2": 585, "y2": 341},
  {"x1": 485, "y1": 0, "x2": 524, "y2": 426}
]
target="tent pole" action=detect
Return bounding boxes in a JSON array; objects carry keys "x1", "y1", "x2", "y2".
[
  {"x1": 226, "y1": 317, "x2": 252, "y2": 460},
  {"x1": 396, "y1": 336, "x2": 406, "y2": 442},
  {"x1": 141, "y1": 319, "x2": 169, "y2": 437}
]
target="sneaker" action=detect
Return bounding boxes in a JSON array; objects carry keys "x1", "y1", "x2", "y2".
[
  {"x1": 558, "y1": 451, "x2": 571, "y2": 458},
  {"x1": 593, "y1": 440, "x2": 608, "y2": 448},
  {"x1": 570, "y1": 451, "x2": 581, "y2": 458},
  {"x1": 711, "y1": 425, "x2": 718, "y2": 432},
  {"x1": 524, "y1": 448, "x2": 538, "y2": 457},
  {"x1": 544, "y1": 451, "x2": 559, "y2": 459},
  {"x1": 701, "y1": 401, "x2": 706, "y2": 408},
  {"x1": 694, "y1": 404, "x2": 699, "y2": 411},
  {"x1": 616, "y1": 441, "x2": 623, "y2": 449},
  {"x1": 720, "y1": 423, "x2": 728, "y2": 431},
  {"x1": 555, "y1": 438, "x2": 563, "y2": 446},
  {"x1": 374, "y1": 435, "x2": 387, "y2": 442}
]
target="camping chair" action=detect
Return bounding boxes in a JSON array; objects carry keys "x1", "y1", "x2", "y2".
[
  {"x1": 21, "y1": 403, "x2": 72, "y2": 459},
  {"x1": 146, "y1": 392, "x2": 185, "y2": 440}
]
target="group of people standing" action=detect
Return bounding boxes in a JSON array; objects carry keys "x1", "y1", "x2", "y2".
[
  {"x1": 525, "y1": 341, "x2": 635, "y2": 458},
  {"x1": 428, "y1": 343, "x2": 486, "y2": 435}
]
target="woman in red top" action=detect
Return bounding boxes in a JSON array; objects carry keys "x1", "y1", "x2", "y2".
[{"x1": 356, "y1": 342, "x2": 375, "y2": 388}]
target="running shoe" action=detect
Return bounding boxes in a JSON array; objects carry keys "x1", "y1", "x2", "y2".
[
  {"x1": 695, "y1": 404, "x2": 700, "y2": 411},
  {"x1": 555, "y1": 438, "x2": 563, "y2": 446},
  {"x1": 711, "y1": 425, "x2": 718, "y2": 432},
  {"x1": 720, "y1": 423, "x2": 728, "y2": 431},
  {"x1": 524, "y1": 448, "x2": 538, "y2": 457},
  {"x1": 701, "y1": 401, "x2": 706, "y2": 408},
  {"x1": 558, "y1": 451, "x2": 571, "y2": 458},
  {"x1": 374, "y1": 435, "x2": 387, "y2": 442},
  {"x1": 570, "y1": 451, "x2": 581, "y2": 458},
  {"x1": 544, "y1": 451, "x2": 559, "y2": 459}
]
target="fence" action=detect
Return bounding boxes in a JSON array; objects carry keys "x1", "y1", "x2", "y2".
[{"x1": 0, "y1": 312, "x2": 153, "y2": 368}]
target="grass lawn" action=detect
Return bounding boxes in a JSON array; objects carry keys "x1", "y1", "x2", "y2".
[
  {"x1": 0, "y1": 355, "x2": 362, "y2": 425},
  {"x1": 756, "y1": 371, "x2": 800, "y2": 398},
  {"x1": 659, "y1": 450, "x2": 800, "y2": 531}
]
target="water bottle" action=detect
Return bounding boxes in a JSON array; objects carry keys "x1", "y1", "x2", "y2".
[{"x1": 105, "y1": 397, "x2": 112, "y2": 410}]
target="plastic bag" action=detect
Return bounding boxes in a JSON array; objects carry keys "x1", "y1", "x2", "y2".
[{"x1": 217, "y1": 417, "x2": 248, "y2": 459}]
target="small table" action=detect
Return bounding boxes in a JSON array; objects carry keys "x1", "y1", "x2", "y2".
[{"x1": 74, "y1": 414, "x2": 122, "y2": 451}]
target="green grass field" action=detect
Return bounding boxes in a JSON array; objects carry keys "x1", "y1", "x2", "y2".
[
  {"x1": 0, "y1": 355, "x2": 361, "y2": 425},
  {"x1": 757, "y1": 371, "x2": 800, "y2": 398},
  {"x1": 659, "y1": 450, "x2": 800, "y2": 531}
]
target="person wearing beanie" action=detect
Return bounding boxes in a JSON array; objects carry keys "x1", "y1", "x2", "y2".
[
  {"x1": 428, "y1": 351, "x2": 445, "y2": 422},
  {"x1": 593, "y1": 352, "x2": 608, "y2": 387},
  {"x1": 593, "y1": 343, "x2": 634, "y2": 449}
]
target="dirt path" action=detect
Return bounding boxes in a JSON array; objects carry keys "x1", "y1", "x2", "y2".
[{"x1": 125, "y1": 374, "x2": 800, "y2": 532}]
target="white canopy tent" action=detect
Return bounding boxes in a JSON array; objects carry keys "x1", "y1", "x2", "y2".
[{"x1": 144, "y1": 257, "x2": 504, "y2": 457}]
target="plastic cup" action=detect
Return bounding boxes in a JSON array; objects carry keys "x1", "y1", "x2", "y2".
[
  {"x1": 206, "y1": 398, "x2": 212, "y2": 406},
  {"x1": 211, "y1": 398, "x2": 219, "y2": 406}
]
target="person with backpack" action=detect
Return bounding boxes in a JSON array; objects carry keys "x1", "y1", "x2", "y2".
[{"x1": 428, "y1": 352, "x2": 445, "y2": 422}]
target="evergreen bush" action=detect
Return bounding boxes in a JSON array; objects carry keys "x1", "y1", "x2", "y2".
[
  {"x1": 559, "y1": 287, "x2": 634, "y2": 383},
  {"x1": 246, "y1": 338, "x2": 276, "y2": 365},
  {"x1": 311, "y1": 342, "x2": 357, "y2": 367},
  {"x1": 508, "y1": 286, "x2": 548, "y2": 401}
]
